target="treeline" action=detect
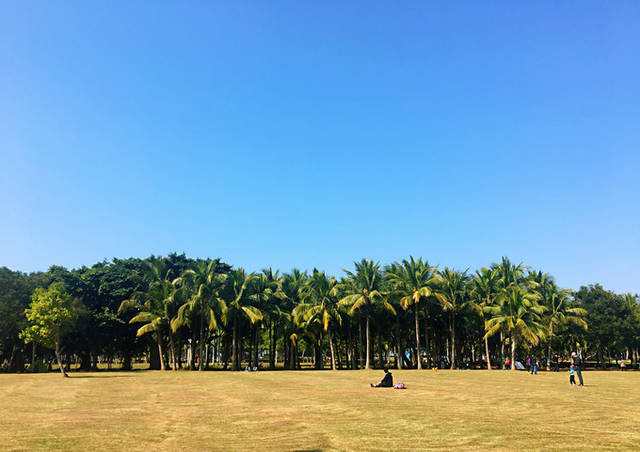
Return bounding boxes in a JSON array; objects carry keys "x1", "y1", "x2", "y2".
[{"x1": 1, "y1": 254, "x2": 638, "y2": 374}]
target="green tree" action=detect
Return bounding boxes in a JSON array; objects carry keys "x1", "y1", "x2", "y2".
[
  {"x1": 485, "y1": 287, "x2": 545, "y2": 370},
  {"x1": 434, "y1": 268, "x2": 470, "y2": 369},
  {"x1": 296, "y1": 270, "x2": 342, "y2": 370},
  {"x1": 534, "y1": 278, "x2": 587, "y2": 370},
  {"x1": 386, "y1": 257, "x2": 439, "y2": 370},
  {"x1": 339, "y1": 259, "x2": 395, "y2": 370},
  {"x1": 21, "y1": 283, "x2": 79, "y2": 377},
  {"x1": 280, "y1": 270, "x2": 308, "y2": 369},
  {"x1": 173, "y1": 260, "x2": 227, "y2": 371},
  {"x1": 222, "y1": 269, "x2": 261, "y2": 371},
  {"x1": 470, "y1": 267, "x2": 500, "y2": 370},
  {"x1": 118, "y1": 259, "x2": 181, "y2": 371}
]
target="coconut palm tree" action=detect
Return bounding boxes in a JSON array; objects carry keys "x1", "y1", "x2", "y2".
[
  {"x1": 339, "y1": 259, "x2": 395, "y2": 370},
  {"x1": 256, "y1": 268, "x2": 283, "y2": 369},
  {"x1": 118, "y1": 258, "x2": 180, "y2": 371},
  {"x1": 221, "y1": 269, "x2": 261, "y2": 370},
  {"x1": 434, "y1": 268, "x2": 470, "y2": 369},
  {"x1": 296, "y1": 270, "x2": 342, "y2": 370},
  {"x1": 470, "y1": 267, "x2": 500, "y2": 370},
  {"x1": 385, "y1": 257, "x2": 439, "y2": 369},
  {"x1": 492, "y1": 256, "x2": 527, "y2": 289},
  {"x1": 280, "y1": 269, "x2": 308, "y2": 369},
  {"x1": 248, "y1": 269, "x2": 282, "y2": 368},
  {"x1": 484, "y1": 287, "x2": 545, "y2": 370},
  {"x1": 542, "y1": 287, "x2": 587, "y2": 369},
  {"x1": 172, "y1": 260, "x2": 227, "y2": 371}
]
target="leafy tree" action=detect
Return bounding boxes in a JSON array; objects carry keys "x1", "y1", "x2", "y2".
[
  {"x1": 386, "y1": 257, "x2": 439, "y2": 369},
  {"x1": 119, "y1": 259, "x2": 181, "y2": 371},
  {"x1": 485, "y1": 287, "x2": 545, "y2": 370},
  {"x1": 21, "y1": 283, "x2": 79, "y2": 377},
  {"x1": 280, "y1": 270, "x2": 308, "y2": 369},
  {"x1": 173, "y1": 260, "x2": 227, "y2": 371},
  {"x1": 222, "y1": 269, "x2": 261, "y2": 370},
  {"x1": 296, "y1": 270, "x2": 342, "y2": 370},
  {"x1": 434, "y1": 268, "x2": 470, "y2": 369},
  {"x1": 339, "y1": 260, "x2": 395, "y2": 370},
  {"x1": 533, "y1": 278, "x2": 587, "y2": 370},
  {"x1": 470, "y1": 267, "x2": 500, "y2": 370}
]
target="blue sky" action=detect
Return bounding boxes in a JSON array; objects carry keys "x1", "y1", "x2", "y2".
[{"x1": 1, "y1": 2, "x2": 639, "y2": 293}]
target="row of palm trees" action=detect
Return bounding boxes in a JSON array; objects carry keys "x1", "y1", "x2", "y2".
[{"x1": 119, "y1": 256, "x2": 589, "y2": 371}]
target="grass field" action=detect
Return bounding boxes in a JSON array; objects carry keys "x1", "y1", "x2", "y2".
[{"x1": 2, "y1": 369, "x2": 639, "y2": 451}]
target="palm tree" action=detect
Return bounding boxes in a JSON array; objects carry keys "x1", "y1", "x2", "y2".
[
  {"x1": 296, "y1": 270, "x2": 342, "y2": 370},
  {"x1": 386, "y1": 257, "x2": 439, "y2": 370},
  {"x1": 491, "y1": 257, "x2": 527, "y2": 361},
  {"x1": 248, "y1": 269, "x2": 281, "y2": 368},
  {"x1": 434, "y1": 268, "x2": 470, "y2": 369},
  {"x1": 493, "y1": 256, "x2": 527, "y2": 288},
  {"x1": 172, "y1": 260, "x2": 227, "y2": 371},
  {"x1": 339, "y1": 259, "x2": 395, "y2": 370},
  {"x1": 470, "y1": 267, "x2": 500, "y2": 370},
  {"x1": 542, "y1": 287, "x2": 587, "y2": 370},
  {"x1": 485, "y1": 287, "x2": 545, "y2": 370},
  {"x1": 280, "y1": 269, "x2": 308, "y2": 369},
  {"x1": 221, "y1": 269, "x2": 261, "y2": 371},
  {"x1": 255, "y1": 268, "x2": 283, "y2": 369},
  {"x1": 118, "y1": 258, "x2": 180, "y2": 371}
]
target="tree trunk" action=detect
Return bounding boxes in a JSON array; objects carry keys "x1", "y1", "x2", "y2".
[
  {"x1": 546, "y1": 323, "x2": 553, "y2": 371},
  {"x1": 253, "y1": 325, "x2": 259, "y2": 368},
  {"x1": 510, "y1": 334, "x2": 516, "y2": 370},
  {"x1": 156, "y1": 333, "x2": 166, "y2": 371},
  {"x1": 358, "y1": 318, "x2": 363, "y2": 369},
  {"x1": 484, "y1": 335, "x2": 492, "y2": 370},
  {"x1": 328, "y1": 329, "x2": 337, "y2": 371},
  {"x1": 168, "y1": 328, "x2": 178, "y2": 371},
  {"x1": 232, "y1": 316, "x2": 239, "y2": 371},
  {"x1": 198, "y1": 303, "x2": 205, "y2": 371},
  {"x1": 55, "y1": 341, "x2": 69, "y2": 378},
  {"x1": 365, "y1": 314, "x2": 371, "y2": 370},
  {"x1": 415, "y1": 305, "x2": 422, "y2": 369},
  {"x1": 30, "y1": 342, "x2": 37, "y2": 372},
  {"x1": 377, "y1": 323, "x2": 383, "y2": 368},
  {"x1": 500, "y1": 331, "x2": 505, "y2": 367},
  {"x1": 449, "y1": 312, "x2": 456, "y2": 369},
  {"x1": 122, "y1": 348, "x2": 132, "y2": 370}
]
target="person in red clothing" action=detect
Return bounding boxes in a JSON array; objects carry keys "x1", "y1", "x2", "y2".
[{"x1": 505, "y1": 357, "x2": 511, "y2": 369}]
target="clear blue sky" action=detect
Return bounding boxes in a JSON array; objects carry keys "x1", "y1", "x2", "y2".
[{"x1": 1, "y1": 2, "x2": 639, "y2": 294}]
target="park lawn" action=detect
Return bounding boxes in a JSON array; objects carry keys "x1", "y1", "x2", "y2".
[{"x1": 1, "y1": 370, "x2": 639, "y2": 451}]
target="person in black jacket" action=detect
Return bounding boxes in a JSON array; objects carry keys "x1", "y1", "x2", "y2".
[
  {"x1": 571, "y1": 352, "x2": 584, "y2": 386},
  {"x1": 371, "y1": 368, "x2": 393, "y2": 387}
]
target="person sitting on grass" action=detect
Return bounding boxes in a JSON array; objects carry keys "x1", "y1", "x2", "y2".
[{"x1": 371, "y1": 368, "x2": 393, "y2": 387}]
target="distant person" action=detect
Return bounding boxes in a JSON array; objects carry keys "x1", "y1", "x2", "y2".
[
  {"x1": 371, "y1": 368, "x2": 393, "y2": 388},
  {"x1": 530, "y1": 356, "x2": 538, "y2": 375},
  {"x1": 620, "y1": 359, "x2": 626, "y2": 371},
  {"x1": 553, "y1": 354, "x2": 560, "y2": 372},
  {"x1": 569, "y1": 364, "x2": 576, "y2": 386},
  {"x1": 571, "y1": 352, "x2": 584, "y2": 386},
  {"x1": 505, "y1": 357, "x2": 511, "y2": 370}
]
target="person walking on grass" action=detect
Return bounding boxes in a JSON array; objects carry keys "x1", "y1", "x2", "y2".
[{"x1": 571, "y1": 352, "x2": 584, "y2": 386}]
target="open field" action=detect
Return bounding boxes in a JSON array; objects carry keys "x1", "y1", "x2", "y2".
[{"x1": 2, "y1": 370, "x2": 639, "y2": 451}]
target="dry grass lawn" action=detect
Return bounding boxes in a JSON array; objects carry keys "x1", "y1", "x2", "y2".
[{"x1": 1, "y1": 369, "x2": 639, "y2": 451}]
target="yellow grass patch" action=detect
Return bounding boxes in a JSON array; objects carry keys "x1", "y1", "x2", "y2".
[{"x1": 1, "y1": 370, "x2": 639, "y2": 451}]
